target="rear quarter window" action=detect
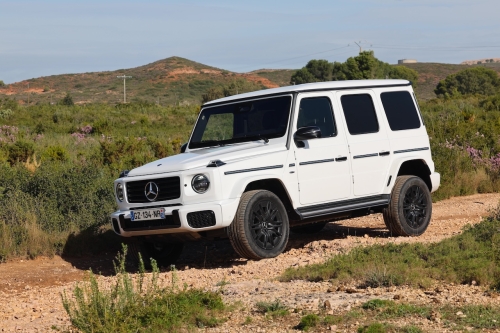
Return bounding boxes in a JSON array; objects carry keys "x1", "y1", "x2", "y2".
[{"x1": 380, "y1": 91, "x2": 421, "y2": 131}]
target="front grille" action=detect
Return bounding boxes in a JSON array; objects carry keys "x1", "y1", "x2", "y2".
[
  {"x1": 126, "y1": 177, "x2": 181, "y2": 203},
  {"x1": 187, "y1": 210, "x2": 216, "y2": 228},
  {"x1": 119, "y1": 214, "x2": 180, "y2": 231}
]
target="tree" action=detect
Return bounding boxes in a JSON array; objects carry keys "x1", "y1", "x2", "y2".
[
  {"x1": 291, "y1": 51, "x2": 418, "y2": 86},
  {"x1": 388, "y1": 66, "x2": 419, "y2": 85},
  {"x1": 60, "y1": 93, "x2": 74, "y2": 106},
  {"x1": 435, "y1": 67, "x2": 500, "y2": 97},
  {"x1": 290, "y1": 59, "x2": 332, "y2": 84},
  {"x1": 0, "y1": 80, "x2": 5, "y2": 87}
]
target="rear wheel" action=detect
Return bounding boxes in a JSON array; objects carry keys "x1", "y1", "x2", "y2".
[
  {"x1": 383, "y1": 175, "x2": 432, "y2": 236},
  {"x1": 228, "y1": 190, "x2": 289, "y2": 260}
]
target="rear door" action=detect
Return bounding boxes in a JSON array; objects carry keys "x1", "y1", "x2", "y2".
[{"x1": 335, "y1": 90, "x2": 391, "y2": 196}]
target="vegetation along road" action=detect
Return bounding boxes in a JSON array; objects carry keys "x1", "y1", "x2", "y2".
[{"x1": 0, "y1": 193, "x2": 499, "y2": 332}]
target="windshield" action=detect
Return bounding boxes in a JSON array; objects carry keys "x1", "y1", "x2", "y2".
[{"x1": 189, "y1": 96, "x2": 292, "y2": 149}]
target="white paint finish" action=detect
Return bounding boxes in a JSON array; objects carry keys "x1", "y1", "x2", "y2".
[
  {"x1": 334, "y1": 90, "x2": 392, "y2": 196},
  {"x1": 292, "y1": 92, "x2": 351, "y2": 205}
]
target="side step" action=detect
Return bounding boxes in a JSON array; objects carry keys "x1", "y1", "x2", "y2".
[{"x1": 296, "y1": 194, "x2": 390, "y2": 219}]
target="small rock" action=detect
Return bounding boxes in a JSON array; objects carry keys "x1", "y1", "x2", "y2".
[
  {"x1": 324, "y1": 300, "x2": 332, "y2": 310},
  {"x1": 327, "y1": 287, "x2": 335, "y2": 293},
  {"x1": 345, "y1": 288, "x2": 358, "y2": 294},
  {"x1": 329, "y1": 325, "x2": 337, "y2": 331},
  {"x1": 393, "y1": 294, "x2": 401, "y2": 300},
  {"x1": 363, "y1": 234, "x2": 369, "y2": 238}
]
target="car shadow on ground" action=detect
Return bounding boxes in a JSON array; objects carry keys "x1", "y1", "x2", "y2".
[{"x1": 61, "y1": 222, "x2": 391, "y2": 276}]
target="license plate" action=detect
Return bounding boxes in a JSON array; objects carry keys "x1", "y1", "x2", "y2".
[{"x1": 130, "y1": 208, "x2": 165, "y2": 221}]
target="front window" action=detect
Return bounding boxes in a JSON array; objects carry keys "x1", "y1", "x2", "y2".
[{"x1": 189, "y1": 96, "x2": 292, "y2": 149}]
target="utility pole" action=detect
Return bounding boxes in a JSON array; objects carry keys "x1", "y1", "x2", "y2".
[
  {"x1": 26, "y1": 82, "x2": 30, "y2": 105},
  {"x1": 354, "y1": 41, "x2": 362, "y2": 53},
  {"x1": 117, "y1": 75, "x2": 132, "y2": 103}
]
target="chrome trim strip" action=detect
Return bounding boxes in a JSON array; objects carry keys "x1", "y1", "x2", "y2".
[
  {"x1": 353, "y1": 153, "x2": 378, "y2": 159},
  {"x1": 299, "y1": 158, "x2": 336, "y2": 166},
  {"x1": 394, "y1": 147, "x2": 429, "y2": 154},
  {"x1": 224, "y1": 165, "x2": 283, "y2": 175}
]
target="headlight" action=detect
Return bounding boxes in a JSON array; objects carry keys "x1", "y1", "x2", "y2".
[
  {"x1": 116, "y1": 183, "x2": 124, "y2": 201},
  {"x1": 191, "y1": 174, "x2": 210, "y2": 194}
]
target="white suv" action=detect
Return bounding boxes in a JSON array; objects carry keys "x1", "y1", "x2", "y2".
[{"x1": 110, "y1": 80, "x2": 440, "y2": 265}]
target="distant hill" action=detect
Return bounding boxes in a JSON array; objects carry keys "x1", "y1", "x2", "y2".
[
  {"x1": 0, "y1": 57, "x2": 290, "y2": 106},
  {"x1": 401, "y1": 62, "x2": 500, "y2": 100},
  {"x1": 2, "y1": 56, "x2": 500, "y2": 105}
]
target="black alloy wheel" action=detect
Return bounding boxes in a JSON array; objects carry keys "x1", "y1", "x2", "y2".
[
  {"x1": 249, "y1": 199, "x2": 284, "y2": 250},
  {"x1": 228, "y1": 190, "x2": 290, "y2": 260},
  {"x1": 383, "y1": 175, "x2": 432, "y2": 236}
]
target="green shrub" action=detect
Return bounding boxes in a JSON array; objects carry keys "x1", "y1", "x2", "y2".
[
  {"x1": 43, "y1": 145, "x2": 69, "y2": 161},
  {"x1": 62, "y1": 245, "x2": 227, "y2": 332},
  {"x1": 297, "y1": 314, "x2": 319, "y2": 331},
  {"x1": 8, "y1": 140, "x2": 35, "y2": 164}
]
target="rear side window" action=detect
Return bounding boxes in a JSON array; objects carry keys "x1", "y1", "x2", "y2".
[
  {"x1": 381, "y1": 91, "x2": 421, "y2": 131},
  {"x1": 297, "y1": 97, "x2": 336, "y2": 137},
  {"x1": 340, "y1": 94, "x2": 379, "y2": 135}
]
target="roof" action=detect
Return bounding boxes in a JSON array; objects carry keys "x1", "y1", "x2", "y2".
[{"x1": 204, "y1": 79, "x2": 411, "y2": 106}]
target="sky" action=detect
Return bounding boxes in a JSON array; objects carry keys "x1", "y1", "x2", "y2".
[{"x1": 1, "y1": 0, "x2": 500, "y2": 84}]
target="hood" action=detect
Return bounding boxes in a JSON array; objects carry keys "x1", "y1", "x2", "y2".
[{"x1": 127, "y1": 142, "x2": 283, "y2": 177}]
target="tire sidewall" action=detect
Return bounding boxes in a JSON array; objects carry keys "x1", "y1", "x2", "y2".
[
  {"x1": 242, "y1": 191, "x2": 289, "y2": 258},
  {"x1": 396, "y1": 177, "x2": 432, "y2": 236}
]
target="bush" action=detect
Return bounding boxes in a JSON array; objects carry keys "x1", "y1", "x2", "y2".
[
  {"x1": 435, "y1": 67, "x2": 500, "y2": 97},
  {"x1": 43, "y1": 145, "x2": 69, "y2": 161},
  {"x1": 62, "y1": 245, "x2": 227, "y2": 332},
  {"x1": 8, "y1": 140, "x2": 35, "y2": 164}
]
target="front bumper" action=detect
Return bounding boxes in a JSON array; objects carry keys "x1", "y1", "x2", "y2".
[
  {"x1": 110, "y1": 199, "x2": 240, "y2": 237},
  {"x1": 430, "y1": 172, "x2": 440, "y2": 193}
]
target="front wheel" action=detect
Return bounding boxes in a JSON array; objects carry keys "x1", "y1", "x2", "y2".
[
  {"x1": 383, "y1": 175, "x2": 432, "y2": 236},
  {"x1": 228, "y1": 190, "x2": 289, "y2": 260}
]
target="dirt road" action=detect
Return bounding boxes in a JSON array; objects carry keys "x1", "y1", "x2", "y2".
[{"x1": 1, "y1": 193, "x2": 499, "y2": 332}]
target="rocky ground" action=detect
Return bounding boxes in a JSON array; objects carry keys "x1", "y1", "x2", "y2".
[{"x1": 1, "y1": 193, "x2": 499, "y2": 332}]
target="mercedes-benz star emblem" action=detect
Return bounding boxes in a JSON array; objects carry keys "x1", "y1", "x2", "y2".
[{"x1": 144, "y1": 182, "x2": 159, "y2": 201}]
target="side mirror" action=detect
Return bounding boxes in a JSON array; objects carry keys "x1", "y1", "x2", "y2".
[
  {"x1": 180, "y1": 143, "x2": 187, "y2": 153},
  {"x1": 294, "y1": 126, "x2": 322, "y2": 141}
]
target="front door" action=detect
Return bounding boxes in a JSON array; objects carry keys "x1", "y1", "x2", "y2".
[{"x1": 293, "y1": 93, "x2": 351, "y2": 205}]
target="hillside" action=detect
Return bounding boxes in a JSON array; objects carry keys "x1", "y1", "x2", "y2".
[
  {"x1": 2, "y1": 57, "x2": 500, "y2": 105},
  {"x1": 0, "y1": 57, "x2": 284, "y2": 106}
]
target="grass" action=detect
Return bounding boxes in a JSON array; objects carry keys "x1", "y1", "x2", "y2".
[
  {"x1": 281, "y1": 207, "x2": 500, "y2": 290},
  {"x1": 255, "y1": 299, "x2": 289, "y2": 318},
  {"x1": 291, "y1": 299, "x2": 500, "y2": 332},
  {"x1": 62, "y1": 244, "x2": 228, "y2": 332}
]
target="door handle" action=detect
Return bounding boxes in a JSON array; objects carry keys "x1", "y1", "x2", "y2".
[
  {"x1": 379, "y1": 151, "x2": 390, "y2": 156},
  {"x1": 335, "y1": 156, "x2": 347, "y2": 162}
]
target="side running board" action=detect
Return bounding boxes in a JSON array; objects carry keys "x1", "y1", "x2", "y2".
[{"x1": 296, "y1": 194, "x2": 390, "y2": 219}]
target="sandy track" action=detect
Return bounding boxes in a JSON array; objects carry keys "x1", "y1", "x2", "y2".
[{"x1": 0, "y1": 193, "x2": 499, "y2": 332}]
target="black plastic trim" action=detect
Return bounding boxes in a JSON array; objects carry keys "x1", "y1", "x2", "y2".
[
  {"x1": 353, "y1": 153, "x2": 378, "y2": 159},
  {"x1": 379, "y1": 151, "x2": 391, "y2": 156},
  {"x1": 335, "y1": 156, "x2": 347, "y2": 162},
  {"x1": 130, "y1": 203, "x2": 182, "y2": 210},
  {"x1": 299, "y1": 158, "x2": 335, "y2": 166},
  {"x1": 207, "y1": 159, "x2": 226, "y2": 167},
  {"x1": 394, "y1": 147, "x2": 429, "y2": 154},
  {"x1": 224, "y1": 165, "x2": 283, "y2": 175},
  {"x1": 289, "y1": 163, "x2": 295, "y2": 167},
  {"x1": 296, "y1": 194, "x2": 390, "y2": 219}
]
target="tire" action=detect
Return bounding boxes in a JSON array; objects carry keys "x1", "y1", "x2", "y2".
[
  {"x1": 291, "y1": 222, "x2": 327, "y2": 234},
  {"x1": 228, "y1": 190, "x2": 289, "y2": 260},
  {"x1": 129, "y1": 240, "x2": 184, "y2": 269},
  {"x1": 383, "y1": 175, "x2": 432, "y2": 236}
]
